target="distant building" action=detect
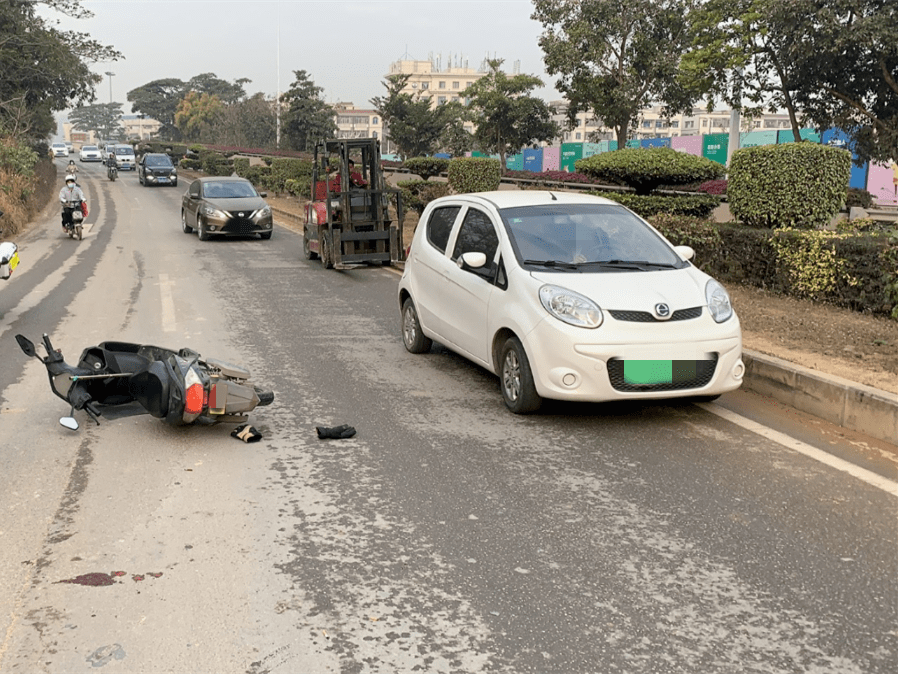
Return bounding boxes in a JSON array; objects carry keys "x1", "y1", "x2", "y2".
[
  {"x1": 63, "y1": 114, "x2": 161, "y2": 147},
  {"x1": 388, "y1": 58, "x2": 484, "y2": 114},
  {"x1": 550, "y1": 102, "x2": 795, "y2": 144}
]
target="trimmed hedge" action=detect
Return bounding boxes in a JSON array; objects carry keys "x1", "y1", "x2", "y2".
[
  {"x1": 269, "y1": 157, "x2": 313, "y2": 196},
  {"x1": 589, "y1": 190, "x2": 721, "y2": 219},
  {"x1": 403, "y1": 157, "x2": 449, "y2": 181},
  {"x1": 576, "y1": 147, "x2": 726, "y2": 195},
  {"x1": 447, "y1": 157, "x2": 501, "y2": 193},
  {"x1": 233, "y1": 157, "x2": 251, "y2": 177},
  {"x1": 649, "y1": 215, "x2": 898, "y2": 317},
  {"x1": 397, "y1": 179, "x2": 451, "y2": 215},
  {"x1": 728, "y1": 143, "x2": 851, "y2": 229}
]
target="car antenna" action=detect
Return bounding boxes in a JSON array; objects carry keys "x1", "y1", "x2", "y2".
[{"x1": 547, "y1": 191, "x2": 558, "y2": 201}]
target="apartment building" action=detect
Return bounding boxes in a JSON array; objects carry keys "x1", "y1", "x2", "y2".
[
  {"x1": 388, "y1": 58, "x2": 483, "y2": 110},
  {"x1": 551, "y1": 102, "x2": 794, "y2": 143}
]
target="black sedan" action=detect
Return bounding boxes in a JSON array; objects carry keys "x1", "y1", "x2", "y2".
[
  {"x1": 138, "y1": 153, "x2": 178, "y2": 187},
  {"x1": 181, "y1": 177, "x2": 273, "y2": 241}
]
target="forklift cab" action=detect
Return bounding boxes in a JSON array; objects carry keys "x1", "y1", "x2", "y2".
[{"x1": 306, "y1": 138, "x2": 404, "y2": 269}]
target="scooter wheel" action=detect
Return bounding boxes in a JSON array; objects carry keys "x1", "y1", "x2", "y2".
[
  {"x1": 254, "y1": 388, "x2": 275, "y2": 406},
  {"x1": 76, "y1": 225, "x2": 82, "y2": 241}
]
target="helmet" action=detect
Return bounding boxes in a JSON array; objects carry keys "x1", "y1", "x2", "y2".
[{"x1": 65, "y1": 177, "x2": 75, "y2": 184}]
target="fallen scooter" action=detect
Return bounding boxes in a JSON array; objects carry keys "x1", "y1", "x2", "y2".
[
  {"x1": 1, "y1": 210, "x2": 21, "y2": 281},
  {"x1": 15, "y1": 332, "x2": 274, "y2": 431}
]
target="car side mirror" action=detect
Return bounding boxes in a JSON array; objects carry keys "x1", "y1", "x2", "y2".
[
  {"x1": 674, "y1": 245, "x2": 695, "y2": 261},
  {"x1": 259, "y1": 192, "x2": 268, "y2": 198},
  {"x1": 458, "y1": 251, "x2": 487, "y2": 269}
]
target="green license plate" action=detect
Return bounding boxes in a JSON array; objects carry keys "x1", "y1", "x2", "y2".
[{"x1": 623, "y1": 360, "x2": 698, "y2": 385}]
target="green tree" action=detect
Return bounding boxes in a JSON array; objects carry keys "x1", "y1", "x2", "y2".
[
  {"x1": 791, "y1": 0, "x2": 897, "y2": 163},
  {"x1": 465, "y1": 59, "x2": 559, "y2": 169},
  {"x1": 531, "y1": 0, "x2": 694, "y2": 150},
  {"x1": 187, "y1": 73, "x2": 249, "y2": 105},
  {"x1": 68, "y1": 103, "x2": 124, "y2": 141},
  {"x1": 439, "y1": 116, "x2": 475, "y2": 157},
  {"x1": 371, "y1": 74, "x2": 462, "y2": 159},
  {"x1": 214, "y1": 93, "x2": 277, "y2": 148},
  {"x1": 0, "y1": 0, "x2": 122, "y2": 137},
  {"x1": 127, "y1": 78, "x2": 187, "y2": 141},
  {"x1": 280, "y1": 70, "x2": 336, "y2": 152},
  {"x1": 175, "y1": 91, "x2": 225, "y2": 143},
  {"x1": 681, "y1": 0, "x2": 810, "y2": 144}
]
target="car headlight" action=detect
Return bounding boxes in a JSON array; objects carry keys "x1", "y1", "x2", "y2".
[
  {"x1": 705, "y1": 279, "x2": 733, "y2": 323},
  {"x1": 539, "y1": 284, "x2": 603, "y2": 328},
  {"x1": 255, "y1": 205, "x2": 271, "y2": 219},
  {"x1": 203, "y1": 205, "x2": 227, "y2": 219}
]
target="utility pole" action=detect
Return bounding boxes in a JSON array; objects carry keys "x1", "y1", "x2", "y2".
[{"x1": 276, "y1": 1, "x2": 281, "y2": 149}]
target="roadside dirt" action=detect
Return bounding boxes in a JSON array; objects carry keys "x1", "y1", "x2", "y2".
[{"x1": 263, "y1": 192, "x2": 898, "y2": 395}]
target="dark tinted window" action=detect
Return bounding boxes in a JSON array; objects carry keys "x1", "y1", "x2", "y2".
[
  {"x1": 452, "y1": 208, "x2": 499, "y2": 261},
  {"x1": 426, "y1": 206, "x2": 460, "y2": 253},
  {"x1": 145, "y1": 155, "x2": 173, "y2": 167}
]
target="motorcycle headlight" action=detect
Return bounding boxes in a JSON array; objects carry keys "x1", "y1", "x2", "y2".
[
  {"x1": 539, "y1": 284, "x2": 603, "y2": 328},
  {"x1": 705, "y1": 279, "x2": 733, "y2": 323}
]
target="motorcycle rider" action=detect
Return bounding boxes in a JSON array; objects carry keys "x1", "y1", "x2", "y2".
[
  {"x1": 59, "y1": 176, "x2": 86, "y2": 233},
  {"x1": 106, "y1": 150, "x2": 117, "y2": 180}
]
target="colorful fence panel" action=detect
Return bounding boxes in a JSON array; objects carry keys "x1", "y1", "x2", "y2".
[
  {"x1": 584, "y1": 143, "x2": 602, "y2": 158},
  {"x1": 542, "y1": 146, "x2": 561, "y2": 171},
  {"x1": 523, "y1": 148, "x2": 543, "y2": 172},
  {"x1": 506, "y1": 154, "x2": 524, "y2": 171},
  {"x1": 702, "y1": 133, "x2": 730, "y2": 165},
  {"x1": 641, "y1": 138, "x2": 671, "y2": 148},
  {"x1": 561, "y1": 143, "x2": 584, "y2": 172},
  {"x1": 672, "y1": 135, "x2": 702, "y2": 156},
  {"x1": 740, "y1": 130, "x2": 777, "y2": 148},
  {"x1": 778, "y1": 128, "x2": 821, "y2": 144},
  {"x1": 867, "y1": 161, "x2": 898, "y2": 207},
  {"x1": 821, "y1": 128, "x2": 868, "y2": 189}
]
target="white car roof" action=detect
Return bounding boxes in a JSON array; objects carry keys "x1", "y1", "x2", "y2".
[{"x1": 445, "y1": 190, "x2": 621, "y2": 210}]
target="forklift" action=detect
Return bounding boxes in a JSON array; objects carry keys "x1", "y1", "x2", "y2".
[{"x1": 303, "y1": 138, "x2": 404, "y2": 269}]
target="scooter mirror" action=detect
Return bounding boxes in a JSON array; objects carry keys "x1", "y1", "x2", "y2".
[
  {"x1": 15, "y1": 334, "x2": 36, "y2": 357},
  {"x1": 59, "y1": 416, "x2": 79, "y2": 431}
]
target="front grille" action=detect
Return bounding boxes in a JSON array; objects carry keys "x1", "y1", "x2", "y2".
[
  {"x1": 609, "y1": 306, "x2": 703, "y2": 322},
  {"x1": 225, "y1": 217, "x2": 257, "y2": 233},
  {"x1": 607, "y1": 356, "x2": 718, "y2": 392}
]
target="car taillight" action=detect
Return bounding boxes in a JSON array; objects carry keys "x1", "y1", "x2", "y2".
[{"x1": 185, "y1": 382, "x2": 206, "y2": 415}]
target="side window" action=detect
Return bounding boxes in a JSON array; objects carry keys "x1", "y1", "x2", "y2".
[
  {"x1": 451, "y1": 208, "x2": 499, "y2": 262},
  {"x1": 189, "y1": 182, "x2": 200, "y2": 198},
  {"x1": 426, "y1": 206, "x2": 460, "y2": 253}
]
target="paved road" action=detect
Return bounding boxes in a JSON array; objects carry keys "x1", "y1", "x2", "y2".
[{"x1": 1, "y1": 161, "x2": 896, "y2": 673}]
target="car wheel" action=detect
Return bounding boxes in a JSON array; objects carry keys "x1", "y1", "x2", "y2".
[
  {"x1": 260, "y1": 231, "x2": 272, "y2": 240},
  {"x1": 499, "y1": 336, "x2": 542, "y2": 414},
  {"x1": 198, "y1": 217, "x2": 210, "y2": 241},
  {"x1": 303, "y1": 225, "x2": 318, "y2": 260},
  {"x1": 171, "y1": 180, "x2": 177, "y2": 188},
  {"x1": 181, "y1": 210, "x2": 193, "y2": 234},
  {"x1": 401, "y1": 298, "x2": 432, "y2": 354}
]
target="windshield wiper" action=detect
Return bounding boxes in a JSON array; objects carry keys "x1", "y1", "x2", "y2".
[
  {"x1": 588, "y1": 259, "x2": 680, "y2": 270},
  {"x1": 523, "y1": 259, "x2": 580, "y2": 270}
]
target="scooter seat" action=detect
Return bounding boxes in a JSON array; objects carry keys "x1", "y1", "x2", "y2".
[{"x1": 128, "y1": 361, "x2": 170, "y2": 418}]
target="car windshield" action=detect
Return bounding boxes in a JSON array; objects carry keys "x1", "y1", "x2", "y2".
[
  {"x1": 145, "y1": 156, "x2": 172, "y2": 167},
  {"x1": 83, "y1": 146, "x2": 98, "y2": 151},
  {"x1": 202, "y1": 181, "x2": 257, "y2": 199},
  {"x1": 52, "y1": 144, "x2": 65, "y2": 148},
  {"x1": 115, "y1": 147, "x2": 133, "y2": 155},
  {"x1": 499, "y1": 203, "x2": 686, "y2": 271}
]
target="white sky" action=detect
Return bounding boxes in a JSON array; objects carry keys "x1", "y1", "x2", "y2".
[{"x1": 45, "y1": 0, "x2": 559, "y2": 120}]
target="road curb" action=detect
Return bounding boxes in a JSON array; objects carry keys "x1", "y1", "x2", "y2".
[{"x1": 742, "y1": 349, "x2": 897, "y2": 445}]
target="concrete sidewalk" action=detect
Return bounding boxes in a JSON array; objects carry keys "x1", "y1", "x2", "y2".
[{"x1": 742, "y1": 350, "x2": 897, "y2": 446}]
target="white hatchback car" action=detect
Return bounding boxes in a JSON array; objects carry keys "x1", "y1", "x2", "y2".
[
  {"x1": 398, "y1": 191, "x2": 743, "y2": 413},
  {"x1": 51, "y1": 142, "x2": 69, "y2": 158},
  {"x1": 79, "y1": 145, "x2": 102, "y2": 162}
]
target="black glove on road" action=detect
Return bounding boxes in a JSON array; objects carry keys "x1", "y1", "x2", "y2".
[{"x1": 316, "y1": 424, "x2": 357, "y2": 439}]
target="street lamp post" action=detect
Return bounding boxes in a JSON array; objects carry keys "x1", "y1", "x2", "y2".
[{"x1": 105, "y1": 71, "x2": 115, "y2": 103}]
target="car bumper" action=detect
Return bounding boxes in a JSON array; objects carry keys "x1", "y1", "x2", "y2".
[
  {"x1": 204, "y1": 214, "x2": 273, "y2": 236},
  {"x1": 143, "y1": 174, "x2": 177, "y2": 185},
  {"x1": 522, "y1": 313, "x2": 744, "y2": 402}
]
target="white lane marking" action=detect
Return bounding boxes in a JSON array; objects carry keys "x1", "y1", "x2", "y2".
[
  {"x1": 159, "y1": 273, "x2": 176, "y2": 332},
  {"x1": 698, "y1": 402, "x2": 898, "y2": 497}
]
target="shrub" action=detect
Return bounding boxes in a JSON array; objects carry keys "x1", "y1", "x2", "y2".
[
  {"x1": 403, "y1": 157, "x2": 450, "y2": 181},
  {"x1": 588, "y1": 191, "x2": 721, "y2": 219},
  {"x1": 397, "y1": 179, "x2": 451, "y2": 215},
  {"x1": 447, "y1": 157, "x2": 501, "y2": 193},
  {"x1": 647, "y1": 214, "x2": 725, "y2": 272},
  {"x1": 243, "y1": 165, "x2": 272, "y2": 190},
  {"x1": 728, "y1": 143, "x2": 851, "y2": 229},
  {"x1": 845, "y1": 187, "x2": 873, "y2": 209},
  {"x1": 697, "y1": 179, "x2": 728, "y2": 195},
  {"x1": 201, "y1": 151, "x2": 232, "y2": 176},
  {"x1": 0, "y1": 136, "x2": 39, "y2": 178},
  {"x1": 233, "y1": 157, "x2": 251, "y2": 176},
  {"x1": 576, "y1": 147, "x2": 726, "y2": 195},
  {"x1": 269, "y1": 157, "x2": 313, "y2": 195},
  {"x1": 179, "y1": 158, "x2": 203, "y2": 171}
]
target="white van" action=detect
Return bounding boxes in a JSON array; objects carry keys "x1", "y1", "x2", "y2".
[{"x1": 113, "y1": 144, "x2": 136, "y2": 171}]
